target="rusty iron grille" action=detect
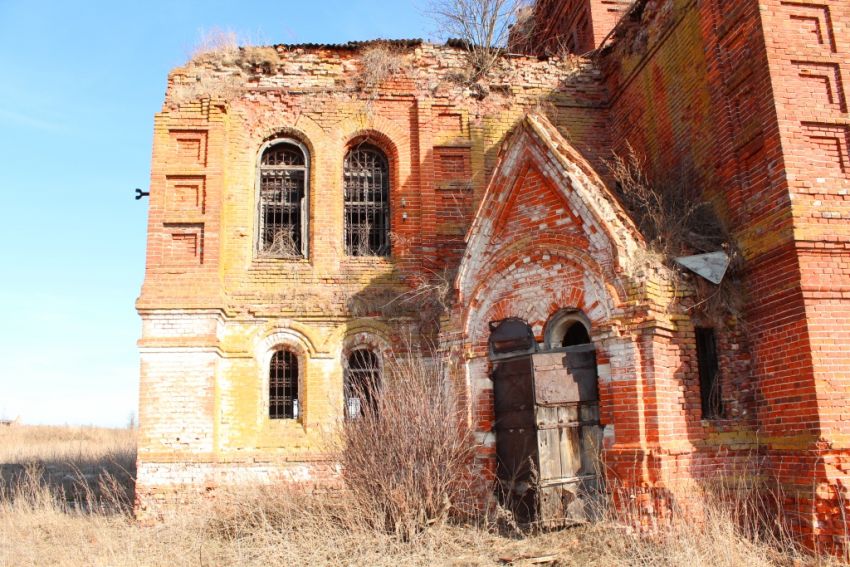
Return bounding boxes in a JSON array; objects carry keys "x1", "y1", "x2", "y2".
[
  {"x1": 344, "y1": 144, "x2": 390, "y2": 256},
  {"x1": 344, "y1": 349, "x2": 381, "y2": 418},
  {"x1": 269, "y1": 350, "x2": 299, "y2": 419},
  {"x1": 260, "y1": 143, "x2": 307, "y2": 257},
  {"x1": 696, "y1": 327, "x2": 723, "y2": 419}
]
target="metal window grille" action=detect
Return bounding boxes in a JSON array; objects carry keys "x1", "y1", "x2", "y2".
[
  {"x1": 259, "y1": 143, "x2": 307, "y2": 257},
  {"x1": 344, "y1": 144, "x2": 390, "y2": 256},
  {"x1": 269, "y1": 350, "x2": 299, "y2": 420},
  {"x1": 696, "y1": 327, "x2": 723, "y2": 419},
  {"x1": 344, "y1": 349, "x2": 381, "y2": 418}
]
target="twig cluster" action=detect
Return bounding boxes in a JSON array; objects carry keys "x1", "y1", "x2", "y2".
[
  {"x1": 428, "y1": 0, "x2": 532, "y2": 79},
  {"x1": 337, "y1": 346, "x2": 477, "y2": 539}
]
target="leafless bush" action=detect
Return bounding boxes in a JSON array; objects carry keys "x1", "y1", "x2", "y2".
[
  {"x1": 607, "y1": 144, "x2": 725, "y2": 258},
  {"x1": 337, "y1": 346, "x2": 478, "y2": 539},
  {"x1": 427, "y1": 0, "x2": 532, "y2": 79},
  {"x1": 358, "y1": 44, "x2": 405, "y2": 90},
  {"x1": 606, "y1": 145, "x2": 744, "y2": 320}
]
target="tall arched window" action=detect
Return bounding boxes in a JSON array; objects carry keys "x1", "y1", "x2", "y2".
[
  {"x1": 344, "y1": 144, "x2": 390, "y2": 256},
  {"x1": 269, "y1": 349, "x2": 299, "y2": 420},
  {"x1": 258, "y1": 140, "x2": 309, "y2": 258},
  {"x1": 344, "y1": 349, "x2": 381, "y2": 418}
]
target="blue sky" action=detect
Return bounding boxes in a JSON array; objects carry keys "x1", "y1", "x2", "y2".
[{"x1": 0, "y1": 0, "x2": 433, "y2": 427}]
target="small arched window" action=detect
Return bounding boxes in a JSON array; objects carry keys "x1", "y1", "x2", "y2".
[
  {"x1": 562, "y1": 322, "x2": 591, "y2": 347},
  {"x1": 269, "y1": 349, "x2": 299, "y2": 420},
  {"x1": 543, "y1": 310, "x2": 593, "y2": 350},
  {"x1": 258, "y1": 140, "x2": 309, "y2": 258},
  {"x1": 344, "y1": 349, "x2": 381, "y2": 418},
  {"x1": 344, "y1": 144, "x2": 390, "y2": 256}
]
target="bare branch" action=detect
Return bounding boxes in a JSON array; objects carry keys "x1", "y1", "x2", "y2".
[{"x1": 426, "y1": 0, "x2": 532, "y2": 78}]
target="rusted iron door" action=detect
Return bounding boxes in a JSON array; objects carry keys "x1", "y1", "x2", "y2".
[
  {"x1": 533, "y1": 345, "x2": 603, "y2": 524},
  {"x1": 492, "y1": 355, "x2": 538, "y2": 524},
  {"x1": 492, "y1": 344, "x2": 602, "y2": 524}
]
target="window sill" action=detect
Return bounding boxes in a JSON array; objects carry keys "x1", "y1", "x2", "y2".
[
  {"x1": 342, "y1": 256, "x2": 393, "y2": 264},
  {"x1": 252, "y1": 256, "x2": 311, "y2": 266}
]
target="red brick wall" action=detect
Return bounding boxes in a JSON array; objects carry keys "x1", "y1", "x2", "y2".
[
  {"x1": 513, "y1": 0, "x2": 631, "y2": 54},
  {"x1": 595, "y1": 0, "x2": 850, "y2": 548}
]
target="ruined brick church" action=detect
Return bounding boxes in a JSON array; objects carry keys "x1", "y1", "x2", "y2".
[{"x1": 137, "y1": 0, "x2": 850, "y2": 549}]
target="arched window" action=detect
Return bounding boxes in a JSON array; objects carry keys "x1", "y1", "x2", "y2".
[
  {"x1": 258, "y1": 140, "x2": 309, "y2": 258},
  {"x1": 269, "y1": 349, "x2": 299, "y2": 420},
  {"x1": 344, "y1": 144, "x2": 390, "y2": 256},
  {"x1": 543, "y1": 310, "x2": 593, "y2": 350},
  {"x1": 344, "y1": 349, "x2": 381, "y2": 418},
  {"x1": 561, "y1": 322, "x2": 591, "y2": 347}
]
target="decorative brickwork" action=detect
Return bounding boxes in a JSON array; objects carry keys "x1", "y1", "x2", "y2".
[{"x1": 137, "y1": 0, "x2": 850, "y2": 549}]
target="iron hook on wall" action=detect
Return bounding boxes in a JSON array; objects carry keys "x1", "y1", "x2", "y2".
[{"x1": 135, "y1": 188, "x2": 150, "y2": 200}]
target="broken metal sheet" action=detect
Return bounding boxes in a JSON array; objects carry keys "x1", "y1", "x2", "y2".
[{"x1": 675, "y1": 251, "x2": 730, "y2": 285}]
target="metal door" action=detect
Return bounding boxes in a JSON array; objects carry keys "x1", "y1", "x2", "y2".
[{"x1": 492, "y1": 355, "x2": 538, "y2": 524}]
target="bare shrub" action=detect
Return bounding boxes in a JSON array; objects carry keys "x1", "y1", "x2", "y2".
[
  {"x1": 606, "y1": 145, "x2": 744, "y2": 320},
  {"x1": 358, "y1": 44, "x2": 405, "y2": 90},
  {"x1": 427, "y1": 0, "x2": 532, "y2": 78},
  {"x1": 336, "y1": 346, "x2": 478, "y2": 539},
  {"x1": 607, "y1": 144, "x2": 726, "y2": 258}
]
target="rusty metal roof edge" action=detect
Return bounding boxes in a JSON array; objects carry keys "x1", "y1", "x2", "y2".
[{"x1": 268, "y1": 38, "x2": 427, "y2": 51}]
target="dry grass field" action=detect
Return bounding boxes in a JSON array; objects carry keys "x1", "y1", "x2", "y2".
[{"x1": 0, "y1": 423, "x2": 845, "y2": 567}]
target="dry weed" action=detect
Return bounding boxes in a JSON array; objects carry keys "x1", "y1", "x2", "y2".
[
  {"x1": 606, "y1": 145, "x2": 744, "y2": 321},
  {"x1": 358, "y1": 44, "x2": 405, "y2": 90},
  {"x1": 2, "y1": 428, "x2": 848, "y2": 566},
  {"x1": 169, "y1": 28, "x2": 280, "y2": 106},
  {"x1": 336, "y1": 347, "x2": 478, "y2": 540}
]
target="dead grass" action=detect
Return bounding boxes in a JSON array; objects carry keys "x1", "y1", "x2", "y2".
[
  {"x1": 357, "y1": 44, "x2": 405, "y2": 90},
  {"x1": 336, "y1": 347, "x2": 478, "y2": 539},
  {"x1": 0, "y1": 424, "x2": 135, "y2": 464},
  {"x1": 168, "y1": 28, "x2": 280, "y2": 106},
  {"x1": 1, "y1": 424, "x2": 847, "y2": 566}
]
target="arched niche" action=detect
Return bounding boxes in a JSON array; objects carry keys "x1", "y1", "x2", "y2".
[{"x1": 544, "y1": 309, "x2": 593, "y2": 350}]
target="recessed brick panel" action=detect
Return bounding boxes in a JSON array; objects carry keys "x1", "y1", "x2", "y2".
[
  {"x1": 163, "y1": 223, "x2": 204, "y2": 266},
  {"x1": 802, "y1": 123, "x2": 850, "y2": 174},
  {"x1": 169, "y1": 130, "x2": 208, "y2": 166},
  {"x1": 793, "y1": 61, "x2": 847, "y2": 112},
  {"x1": 781, "y1": 1, "x2": 837, "y2": 53},
  {"x1": 165, "y1": 176, "x2": 206, "y2": 214}
]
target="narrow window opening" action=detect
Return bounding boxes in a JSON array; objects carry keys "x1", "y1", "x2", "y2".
[
  {"x1": 259, "y1": 142, "x2": 308, "y2": 258},
  {"x1": 344, "y1": 144, "x2": 390, "y2": 256},
  {"x1": 696, "y1": 327, "x2": 723, "y2": 419},
  {"x1": 269, "y1": 350, "x2": 299, "y2": 420},
  {"x1": 562, "y1": 322, "x2": 591, "y2": 347},
  {"x1": 344, "y1": 349, "x2": 381, "y2": 418}
]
